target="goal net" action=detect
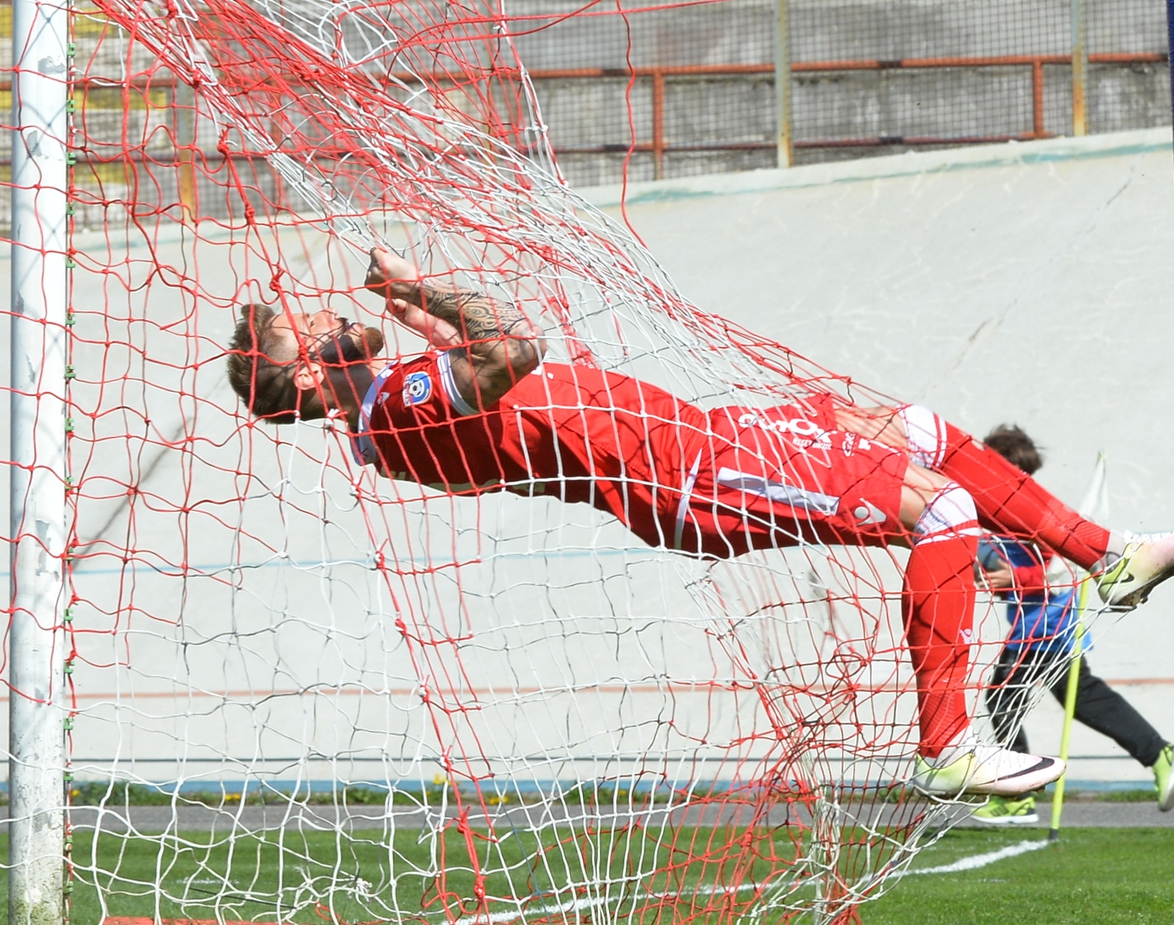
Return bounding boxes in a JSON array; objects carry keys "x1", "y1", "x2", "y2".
[{"x1": 3, "y1": 1, "x2": 1085, "y2": 923}]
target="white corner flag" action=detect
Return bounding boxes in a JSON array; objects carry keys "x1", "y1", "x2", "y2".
[
  {"x1": 1078, "y1": 451, "x2": 1109, "y2": 521},
  {"x1": 1046, "y1": 452, "x2": 1108, "y2": 588}
]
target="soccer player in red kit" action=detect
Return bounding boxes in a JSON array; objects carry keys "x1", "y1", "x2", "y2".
[{"x1": 227, "y1": 248, "x2": 1174, "y2": 797}]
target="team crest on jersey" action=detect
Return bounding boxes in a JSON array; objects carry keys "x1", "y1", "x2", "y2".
[{"x1": 402, "y1": 371, "x2": 433, "y2": 406}]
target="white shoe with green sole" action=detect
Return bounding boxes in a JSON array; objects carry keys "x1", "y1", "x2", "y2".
[{"x1": 912, "y1": 731, "x2": 1064, "y2": 797}]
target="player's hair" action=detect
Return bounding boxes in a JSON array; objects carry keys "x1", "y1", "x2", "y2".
[
  {"x1": 983, "y1": 424, "x2": 1043, "y2": 475},
  {"x1": 226, "y1": 303, "x2": 302, "y2": 424}
]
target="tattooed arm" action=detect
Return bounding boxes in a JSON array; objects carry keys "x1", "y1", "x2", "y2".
[{"x1": 365, "y1": 248, "x2": 547, "y2": 411}]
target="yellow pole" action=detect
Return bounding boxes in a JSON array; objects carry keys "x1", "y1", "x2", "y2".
[
  {"x1": 1071, "y1": 0, "x2": 1088, "y2": 136},
  {"x1": 1049, "y1": 576, "x2": 1089, "y2": 840},
  {"x1": 775, "y1": 0, "x2": 792, "y2": 168}
]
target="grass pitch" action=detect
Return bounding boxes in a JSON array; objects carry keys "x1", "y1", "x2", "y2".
[
  {"x1": 864, "y1": 828, "x2": 1174, "y2": 924},
  {"x1": 3, "y1": 828, "x2": 1172, "y2": 923}
]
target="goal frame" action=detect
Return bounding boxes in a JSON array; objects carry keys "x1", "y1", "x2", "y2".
[{"x1": 8, "y1": 0, "x2": 69, "y2": 921}]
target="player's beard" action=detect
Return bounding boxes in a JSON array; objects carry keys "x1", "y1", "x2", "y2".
[
  {"x1": 315, "y1": 324, "x2": 386, "y2": 414},
  {"x1": 359, "y1": 325, "x2": 385, "y2": 359},
  {"x1": 317, "y1": 324, "x2": 385, "y2": 365}
]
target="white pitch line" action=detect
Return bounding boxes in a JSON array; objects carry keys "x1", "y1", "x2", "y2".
[
  {"x1": 903, "y1": 838, "x2": 1049, "y2": 876},
  {"x1": 453, "y1": 896, "x2": 605, "y2": 925},
  {"x1": 453, "y1": 839, "x2": 1050, "y2": 925},
  {"x1": 452, "y1": 880, "x2": 762, "y2": 925}
]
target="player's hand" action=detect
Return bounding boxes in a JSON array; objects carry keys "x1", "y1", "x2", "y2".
[
  {"x1": 388, "y1": 298, "x2": 463, "y2": 348},
  {"x1": 978, "y1": 562, "x2": 1014, "y2": 591},
  {"x1": 365, "y1": 247, "x2": 418, "y2": 295}
]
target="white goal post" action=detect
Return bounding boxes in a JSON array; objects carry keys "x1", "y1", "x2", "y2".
[{"x1": 8, "y1": 0, "x2": 69, "y2": 921}]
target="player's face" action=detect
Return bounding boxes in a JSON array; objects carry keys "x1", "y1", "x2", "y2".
[{"x1": 271, "y1": 308, "x2": 382, "y2": 364}]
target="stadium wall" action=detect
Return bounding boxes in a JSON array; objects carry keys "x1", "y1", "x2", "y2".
[
  {"x1": 583, "y1": 126, "x2": 1174, "y2": 785},
  {"x1": 2, "y1": 129, "x2": 1169, "y2": 792}
]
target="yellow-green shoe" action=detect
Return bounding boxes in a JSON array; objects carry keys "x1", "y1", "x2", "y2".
[
  {"x1": 1154, "y1": 744, "x2": 1174, "y2": 812},
  {"x1": 911, "y1": 731, "x2": 1065, "y2": 796},
  {"x1": 971, "y1": 794, "x2": 1039, "y2": 825}
]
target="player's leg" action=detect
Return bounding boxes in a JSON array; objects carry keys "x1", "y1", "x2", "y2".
[
  {"x1": 836, "y1": 403, "x2": 1174, "y2": 609},
  {"x1": 896, "y1": 466, "x2": 977, "y2": 758},
  {"x1": 1046, "y1": 657, "x2": 1170, "y2": 771},
  {"x1": 1047, "y1": 657, "x2": 1174, "y2": 810},
  {"x1": 695, "y1": 413, "x2": 1063, "y2": 794},
  {"x1": 691, "y1": 416, "x2": 977, "y2": 762},
  {"x1": 899, "y1": 464, "x2": 1064, "y2": 795},
  {"x1": 836, "y1": 404, "x2": 1111, "y2": 566}
]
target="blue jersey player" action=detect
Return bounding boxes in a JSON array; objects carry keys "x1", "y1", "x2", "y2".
[{"x1": 974, "y1": 425, "x2": 1173, "y2": 824}]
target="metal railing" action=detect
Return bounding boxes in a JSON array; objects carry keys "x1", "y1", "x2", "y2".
[{"x1": 527, "y1": 50, "x2": 1168, "y2": 180}]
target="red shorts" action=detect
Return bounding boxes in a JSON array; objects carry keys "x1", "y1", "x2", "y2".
[{"x1": 672, "y1": 399, "x2": 907, "y2": 558}]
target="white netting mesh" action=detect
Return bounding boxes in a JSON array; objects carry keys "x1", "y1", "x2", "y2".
[{"x1": 1, "y1": 1, "x2": 1106, "y2": 923}]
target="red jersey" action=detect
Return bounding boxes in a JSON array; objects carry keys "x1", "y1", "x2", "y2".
[
  {"x1": 356, "y1": 352, "x2": 907, "y2": 556},
  {"x1": 358, "y1": 352, "x2": 708, "y2": 549}
]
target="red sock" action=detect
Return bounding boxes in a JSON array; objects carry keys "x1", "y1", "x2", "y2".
[
  {"x1": 903, "y1": 529, "x2": 978, "y2": 758},
  {"x1": 937, "y1": 422, "x2": 1110, "y2": 571}
]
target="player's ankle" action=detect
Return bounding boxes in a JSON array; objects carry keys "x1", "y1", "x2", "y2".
[
  {"x1": 919, "y1": 726, "x2": 976, "y2": 764},
  {"x1": 1107, "y1": 532, "x2": 1126, "y2": 556},
  {"x1": 1092, "y1": 532, "x2": 1128, "y2": 573}
]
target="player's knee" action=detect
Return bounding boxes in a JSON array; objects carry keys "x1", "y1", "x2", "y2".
[
  {"x1": 898, "y1": 404, "x2": 946, "y2": 470},
  {"x1": 913, "y1": 482, "x2": 978, "y2": 540}
]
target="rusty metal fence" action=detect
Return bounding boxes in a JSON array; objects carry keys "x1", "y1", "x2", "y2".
[
  {"x1": 512, "y1": 0, "x2": 1172, "y2": 186},
  {"x1": 2, "y1": 0, "x2": 1169, "y2": 231}
]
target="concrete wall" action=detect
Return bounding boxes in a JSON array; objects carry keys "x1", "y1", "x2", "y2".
[{"x1": 582, "y1": 128, "x2": 1174, "y2": 785}]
